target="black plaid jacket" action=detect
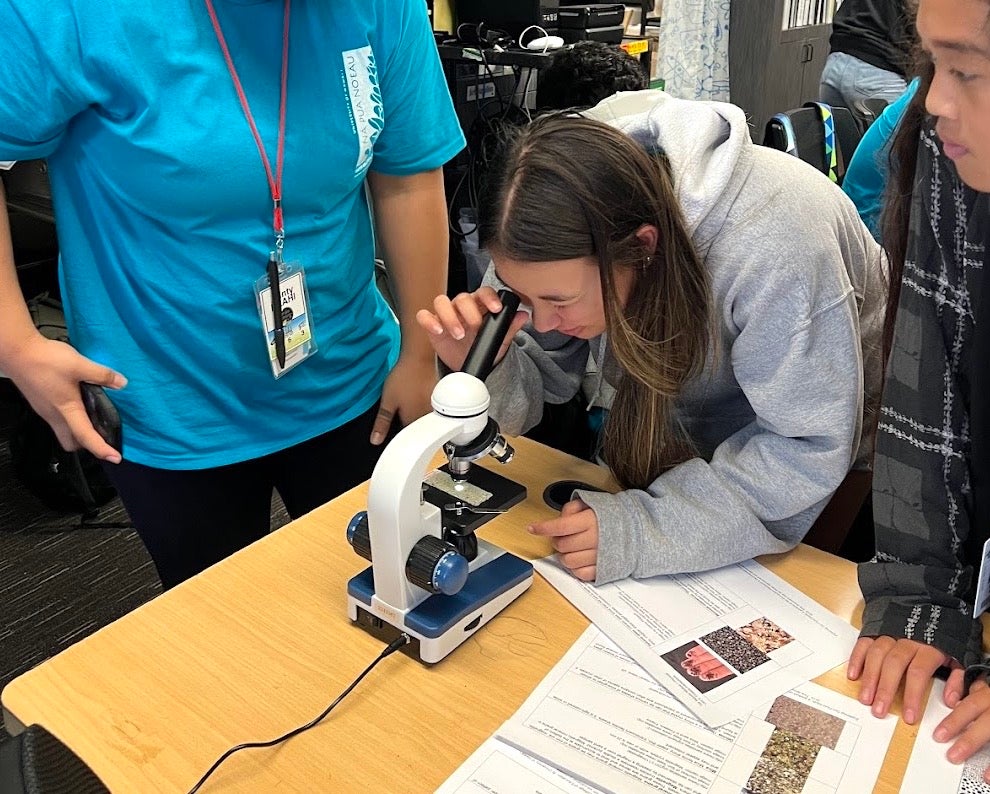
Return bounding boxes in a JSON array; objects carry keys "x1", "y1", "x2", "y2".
[{"x1": 858, "y1": 125, "x2": 989, "y2": 667}]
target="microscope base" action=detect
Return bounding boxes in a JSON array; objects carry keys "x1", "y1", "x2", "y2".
[{"x1": 346, "y1": 551, "x2": 534, "y2": 663}]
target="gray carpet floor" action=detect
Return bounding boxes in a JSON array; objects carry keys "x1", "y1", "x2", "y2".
[{"x1": 0, "y1": 381, "x2": 290, "y2": 741}]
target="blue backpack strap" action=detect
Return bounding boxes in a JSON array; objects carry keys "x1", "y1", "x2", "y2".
[{"x1": 804, "y1": 101, "x2": 841, "y2": 183}]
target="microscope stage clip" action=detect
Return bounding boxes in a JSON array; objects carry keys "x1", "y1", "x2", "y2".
[{"x1": 443, "y1": 502, "x2": 508, "y2": 517}]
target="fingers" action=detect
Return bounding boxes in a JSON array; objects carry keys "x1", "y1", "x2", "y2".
[
  {"x1": 558, "y1": 548, "x2": 597, "y2": 572},
  {"x1": 680, "y1": 649, "x2": 732, "y2": 681},
  {"x1": 494, "y1": 310, "x2": 532, "y2": 362},
  {"x1": 369, "y1": 404, "x2": 395, "y2": 446},
  {"x1": 701, "y1": 664, "x2": 733, "y2": 681},
  {"x1": 553, "y1": 531, "x2": 593, "y2": 554},
  {"x1": 936, "y1": 681, "x2": 990, "y2": 765},
  {"x1": 80, "y1": 363, "x2": 127, "y2": 391},
  {"x1": 61, "y1": 401, "x2": 121, "y2": 462},
  {"x1": 902, "y1": 645, "x2": 950, "y2": 723},
  {"x1": 691, "y1": 657, "x2": 726, "y2": 676},
  {"x1": 529, "y1": 516, "x2": 580, "y2": 538},
  {"x1": 854, "y1": 636, "x2": 948, "y2": 722},
  {"x1": 415, "y1": 307, "x2": 445, "y2": 336},
  {"x1": 7, "y1": 338, "x2": 128, "y2": 462},
  {"x1": 430, "y1": 289, "x2": 500, "y2": 341},
  {"x1": 855, "y1": 635, "x2": 894, "y2": 707},
  {"x1": 529, "y1": 509, "x2": 594, "y2": 538},
  {"x1": 872, "y1": 642, "x2": 934, "y2": 719},
  {"x1": 944, "y1": 666, "x2": 967, "y2": 708},
  {"x1": 847, "y1": 636, "x2": 873, "y2": 681},
  {"x1": 530, "y1": 502, "x2": 599, "y2": 580},
  {"x1": 560, "y1": 497, "x2": 589, "y2": 517},
  {"x1": 899, "y1": 657, "x2": 938, "y2": 725},
  {"x1": 418, "y1": 289, "x2": 516, "y2": 371}
]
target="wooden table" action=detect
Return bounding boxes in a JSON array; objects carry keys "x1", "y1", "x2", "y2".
[{"x1": 0, "y1": 438, "x2": 931, "y2": 792}]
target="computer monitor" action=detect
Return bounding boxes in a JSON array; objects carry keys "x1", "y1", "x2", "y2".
[{"x1": 453, "y1": 0, "x2": 560, "y2": 40}]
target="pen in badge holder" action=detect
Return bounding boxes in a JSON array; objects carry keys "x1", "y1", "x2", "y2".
[{"x1": 268, "y1": 251, "x2": 286, "y2": 368}]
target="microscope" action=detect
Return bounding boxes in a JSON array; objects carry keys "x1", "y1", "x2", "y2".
[{"x1": 346, "y1": 291, "x2": 532, "y2": 663}]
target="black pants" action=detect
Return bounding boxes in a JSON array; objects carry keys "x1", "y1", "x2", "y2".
[{"x1": 104, "y1": 402, "x2": 390, "y2": 589}]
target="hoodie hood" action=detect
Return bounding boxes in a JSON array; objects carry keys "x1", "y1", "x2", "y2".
[{"x1": 583, "y1": 90, "x2": 753, "y2": 241}]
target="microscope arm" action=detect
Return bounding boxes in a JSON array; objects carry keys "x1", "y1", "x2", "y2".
[
  {"x1": 361, "y1": 291, "x2": 522, "y2": 617},
  {"x1": 367, "y1": 406, "x2": 485, "y2": 613}
]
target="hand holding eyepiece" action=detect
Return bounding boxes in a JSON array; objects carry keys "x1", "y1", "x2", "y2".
[{"x1": 460, "y1": 290, "x2": 521, "y2": 381}]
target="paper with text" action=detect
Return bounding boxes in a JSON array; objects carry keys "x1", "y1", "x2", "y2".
[
  {"x1": 902, "y1": 679, "x2": 990, "y2": 792},
  {"x1": 436, "y1": 738, "x2": 595, "y2": 794},
  {"x1": 535, "y1": 557, "x2": 858, "y2": 726},
  {"x1": 439, "y1": 627, "x2": 895, "y2": 794}
]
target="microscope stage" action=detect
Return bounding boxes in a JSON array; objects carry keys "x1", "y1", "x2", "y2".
[{"x1": 424, "y1": 464, "x2": 527, "y2": 534}]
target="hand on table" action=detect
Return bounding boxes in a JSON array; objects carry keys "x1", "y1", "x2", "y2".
[
  {"x1": 849, "y1": 635, "x2": 990, "y2": 777},
  {"x1": 848, "y1": 636, "x2": 961, "y2": 724},
  {"x1": 415, "y1": 287, "x2": 530, "y2": 372},
  {"x1": 528, "y1": 498, "x2": 599, "y2": 582},
  {"x1": 933, "y1": 677, "x2": 990, "y2": 778}
]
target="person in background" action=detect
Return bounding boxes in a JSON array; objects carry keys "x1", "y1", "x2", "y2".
[
  {"x1": 535, "y1": 40, "x2": 648, "y2": 112},
  {"x1": 841, "y1": 78, "x2": 919, "y2": 239},
  {"x1": 820, "y1": 0, "x2": 917, "y2": 108},
  {"x1": 0, "y1": 0, "x2": 464, "y2": 588},
  {"x1": 848, "y1": 0, "x2": 990, "y2": 778},
  {"x1": 419, "y1": 90, "x2": 886, "y2": 584}
]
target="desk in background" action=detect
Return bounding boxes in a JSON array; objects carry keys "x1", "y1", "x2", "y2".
[
  {"x1": 437, "y1": 44, "x2": 552, "y2": 294},
  {"x1": 0, "y1": 438, "x2": 956, "y2": 792}
]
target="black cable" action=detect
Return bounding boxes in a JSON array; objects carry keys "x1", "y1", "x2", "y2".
[
  {"x1": 478, "y1": 49, "x2": 508, "y2": 120},
  {"x1": 186, "y1": 632, "x2": 411, "y2": 794}
]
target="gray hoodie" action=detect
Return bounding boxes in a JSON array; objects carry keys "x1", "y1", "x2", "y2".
[{"x1": 483, "y1": 90, "x2": 886, "y2": 584}]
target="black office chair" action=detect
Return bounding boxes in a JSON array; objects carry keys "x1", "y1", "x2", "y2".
[
  {"x1": 849, "y1": 96, "x2": 891, "y2": 133},
  {"x1": 1, "y1": 160, "x2": 54, "y2": 223},
  {"x1": 0, "y1": 725, "x2": 109, "y2": 794},
  {"x1": 762, "y1": 102, "x2": 861, "y2": 186},
  {"x1": 2, "y1": 160, "x2": 59, "y2": 299}
]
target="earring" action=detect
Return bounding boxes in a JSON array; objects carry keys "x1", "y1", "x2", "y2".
[{"x1": 641, "y1": 255, "x2": 653, "y2": 270}]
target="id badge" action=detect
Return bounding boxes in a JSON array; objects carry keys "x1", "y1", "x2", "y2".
[
  {"x1": 254, "y1": 259, "x2": 317, "y2": 378},
  {"x1": 973, "y1": 537, "x2": 990, "y2": 619}
]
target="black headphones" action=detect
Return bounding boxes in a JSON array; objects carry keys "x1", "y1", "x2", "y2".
[{"x1": 455, "y1": 21, "x2": 511, "y2": 49}]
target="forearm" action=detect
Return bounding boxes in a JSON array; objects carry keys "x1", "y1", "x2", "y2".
[
  {"x1": 368, "y1": 168, "x2": 448, "y2": 362},
  {"x1": 857, "y1": 574, "x2": 984, "y2": 667},
  {"x1": 0, "y1": 182, "x2": 42, "y2": 372},
  {"x1": 584, "y1": 453, "x2": 813, "y2": 584}
]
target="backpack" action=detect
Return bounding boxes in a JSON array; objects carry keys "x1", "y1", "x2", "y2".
[
  {"x1": 763, "y1": 101, "x2": 857, "y2": 185},
  {"x1": 8, "y1": 294, "x2": 117, "y2": 519}
]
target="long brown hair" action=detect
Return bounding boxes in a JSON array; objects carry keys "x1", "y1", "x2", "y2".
[{"x1": 477, "y1": 115, "x2": 713, "y2": 490}]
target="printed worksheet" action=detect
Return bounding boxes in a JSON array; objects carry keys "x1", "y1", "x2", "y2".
[
  {"x1": 439, "y1": 627, "x2": 895, "y2": 794},
  {"x1": 902, "y1": 679, "x2": 990, "y2": 793},
  {"x1": 536, "y1": 557, "x2": 859, "y2": 726},
  {"x1": 436, "y1": 738, "x2": 595, "y2": 794}
]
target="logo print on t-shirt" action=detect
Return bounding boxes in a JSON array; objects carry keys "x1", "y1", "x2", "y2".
[{"x1": 342, "y1": 45, "x2": 383, "y2": 176}]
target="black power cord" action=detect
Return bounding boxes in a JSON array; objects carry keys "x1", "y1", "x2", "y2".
[{"x1": 186, "y1": 632, "x2": 411, "y2": 794}]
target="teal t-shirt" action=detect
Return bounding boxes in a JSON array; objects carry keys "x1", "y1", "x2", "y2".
[
  {"x1": 0, "y1": 0, "x2": 465, "y2": 468},
  {"x1": 841, "y1": 79, "x2": 918, "y2": 240}
]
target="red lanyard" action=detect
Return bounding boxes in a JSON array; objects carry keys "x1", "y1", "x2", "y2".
[{"x1": 204, "y1": 0, "x2": 291, "y2": 252}]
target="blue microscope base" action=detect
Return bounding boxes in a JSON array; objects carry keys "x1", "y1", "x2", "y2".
[{"x1": 347, "y1": 552, "x2": 534, "y2": 663}]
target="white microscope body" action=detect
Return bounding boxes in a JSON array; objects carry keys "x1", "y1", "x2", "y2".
[{"x1": 346, "y1": 294, "x2": 533, "y2": 662}]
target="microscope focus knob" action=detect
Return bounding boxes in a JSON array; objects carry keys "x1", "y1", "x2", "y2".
[
  {"x1": 346, "y1": 511, "x2": 372, "y2": 562},
  {"x1": 406, "y1": 536, "x2": 469, "y2": 596}
]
